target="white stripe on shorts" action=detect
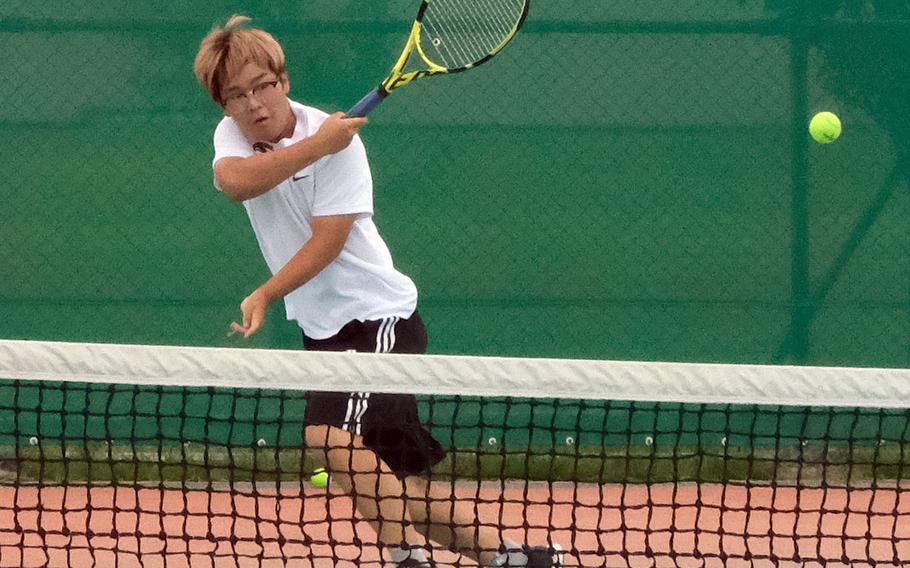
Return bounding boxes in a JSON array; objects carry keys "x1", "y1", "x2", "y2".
[
  {"x1": 342, "y1": 392, "x2": 370, "y2": 436},
  {"x1": 375, "y1": 317, "x2": 399, "y2": 353}
]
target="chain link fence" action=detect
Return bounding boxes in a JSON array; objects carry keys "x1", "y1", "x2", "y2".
[{"x1": 2, "y1": 1, "x2": 909, "y2": 365}]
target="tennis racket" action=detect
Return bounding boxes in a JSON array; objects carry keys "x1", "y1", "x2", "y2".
[{"x1": 347, "y1": 0, "x2": 531, "y2": 117}]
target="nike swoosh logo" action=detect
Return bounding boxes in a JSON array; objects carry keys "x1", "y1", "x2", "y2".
[{"x1": 292, "y1": 174, "x2": 310, "y2": 181}]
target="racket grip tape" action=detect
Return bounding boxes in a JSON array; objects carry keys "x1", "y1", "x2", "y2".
[{"x1": 347, "y1": 89, "x2": 386, "y2": 117}]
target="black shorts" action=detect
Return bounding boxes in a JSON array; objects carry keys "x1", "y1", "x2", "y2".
[{"x1": 303, "y1": 310, "x2": 445, "y2": 478}]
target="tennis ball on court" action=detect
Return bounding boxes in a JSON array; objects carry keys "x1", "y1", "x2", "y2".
[
  {"x1": 310, "y1": 468, "x2": 329, "y2": 487},
  {"x1": 809, "y1": 111, "x2": 842, "y2": 144}
]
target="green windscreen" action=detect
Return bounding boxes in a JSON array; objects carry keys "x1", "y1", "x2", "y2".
[{"x1": 2, "y1": 1, "x2": 909, "y2": 365}]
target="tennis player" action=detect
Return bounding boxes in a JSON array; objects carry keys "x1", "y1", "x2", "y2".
[{"x1": 193, "y1": 15, "x2": 558, "y2": 568}]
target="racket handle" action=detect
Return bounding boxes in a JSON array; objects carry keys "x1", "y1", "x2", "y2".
[{"x1": 347, "y1": 89, "x2": 386, "y2": 117}]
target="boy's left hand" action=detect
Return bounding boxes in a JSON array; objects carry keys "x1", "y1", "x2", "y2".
[{"x1": 229, "y1": 290, "x2": 269, "y2": 339}]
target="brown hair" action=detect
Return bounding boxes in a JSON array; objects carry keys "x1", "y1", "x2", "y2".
[{"x1": 193, "y1": 14, "x2": 287, "y2": 106}]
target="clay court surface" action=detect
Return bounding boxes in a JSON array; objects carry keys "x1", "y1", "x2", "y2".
[{"x1": 1, "y1": 482, "x2": 908, "y2": 567}]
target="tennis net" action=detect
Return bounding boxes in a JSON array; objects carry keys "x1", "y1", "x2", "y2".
[{"x1": 0, "y1": 339, "x2": 908, "y2": 567}]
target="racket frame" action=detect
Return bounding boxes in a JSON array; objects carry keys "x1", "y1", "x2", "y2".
[{"x1": 347, "y1": 0, "x2": 530, "y2": 116}]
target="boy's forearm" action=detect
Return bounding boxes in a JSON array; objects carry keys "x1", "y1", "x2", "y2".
[
  {"x1": 258, "y1": 228, "x2": 348, "y2": 303},
  {"x1": 260, "y1": 245, "x2": 332, "y2": 303},
  {"x1": 217, "y1": 136, "x2": 330, "y2": 201}
]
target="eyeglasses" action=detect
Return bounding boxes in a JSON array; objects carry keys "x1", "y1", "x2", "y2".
[{"x1": 222, "y1": 79, "x2": 281, "y2": 113}]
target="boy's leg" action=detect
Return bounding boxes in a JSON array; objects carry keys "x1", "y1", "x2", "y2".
[
  {"x1": 304, "y1": 312, "x2": 567, "y2": 566},
  {"x1": 402, "y1": 477, "x2": 562, "y2": 568},
  {"x1": 305, "y1": 423, "x2": 434, "y2": 560},
  {"x1": 403, "y1": 476, "x2": 505, "y2": 566},
  {"x1": 304, "y1": 312, "x2": 439, "y2": 565}
]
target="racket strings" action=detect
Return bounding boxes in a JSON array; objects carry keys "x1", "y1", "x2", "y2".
[{"x1": 420, "y1": 0, "x2": 527, "y2": 69}]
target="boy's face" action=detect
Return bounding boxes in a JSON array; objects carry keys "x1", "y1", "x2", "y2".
[{"x1": 221, "y1": 62, "x2": 293, "y2": 142}]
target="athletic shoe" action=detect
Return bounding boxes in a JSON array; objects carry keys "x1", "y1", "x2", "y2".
[
  {"x1": 490, "y1": 543, "x2": 563, "y2": 567},
  {"x1": 524, "y1": 545, "x2": 562, "y2": 568}
]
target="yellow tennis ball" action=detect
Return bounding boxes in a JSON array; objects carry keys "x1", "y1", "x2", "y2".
[
  {"x1": 809, "y1": 112, "x2": 842, "y2": 144},
  {"x1": 310, "y1": 467, "x2": 329, "y2": 487}
]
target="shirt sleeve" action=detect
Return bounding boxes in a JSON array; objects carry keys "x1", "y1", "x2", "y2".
[
  {"x1": 213, "y1": 118, "x2": 255, "y2": 164},
  {"x1": 211, "y1": 118, "x2": 255, "y2": 191},
  {"x1": 311, "y1": 135, "x2": 374, "y2": 217}
]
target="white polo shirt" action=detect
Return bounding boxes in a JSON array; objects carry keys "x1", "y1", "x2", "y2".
[{"x1": 212, "y1": 100, "x2": 418, "y2": 339}]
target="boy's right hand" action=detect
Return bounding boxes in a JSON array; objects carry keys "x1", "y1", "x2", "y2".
[{"x1": 313, "y1": 112, "x2": 368, "y2": 155}]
